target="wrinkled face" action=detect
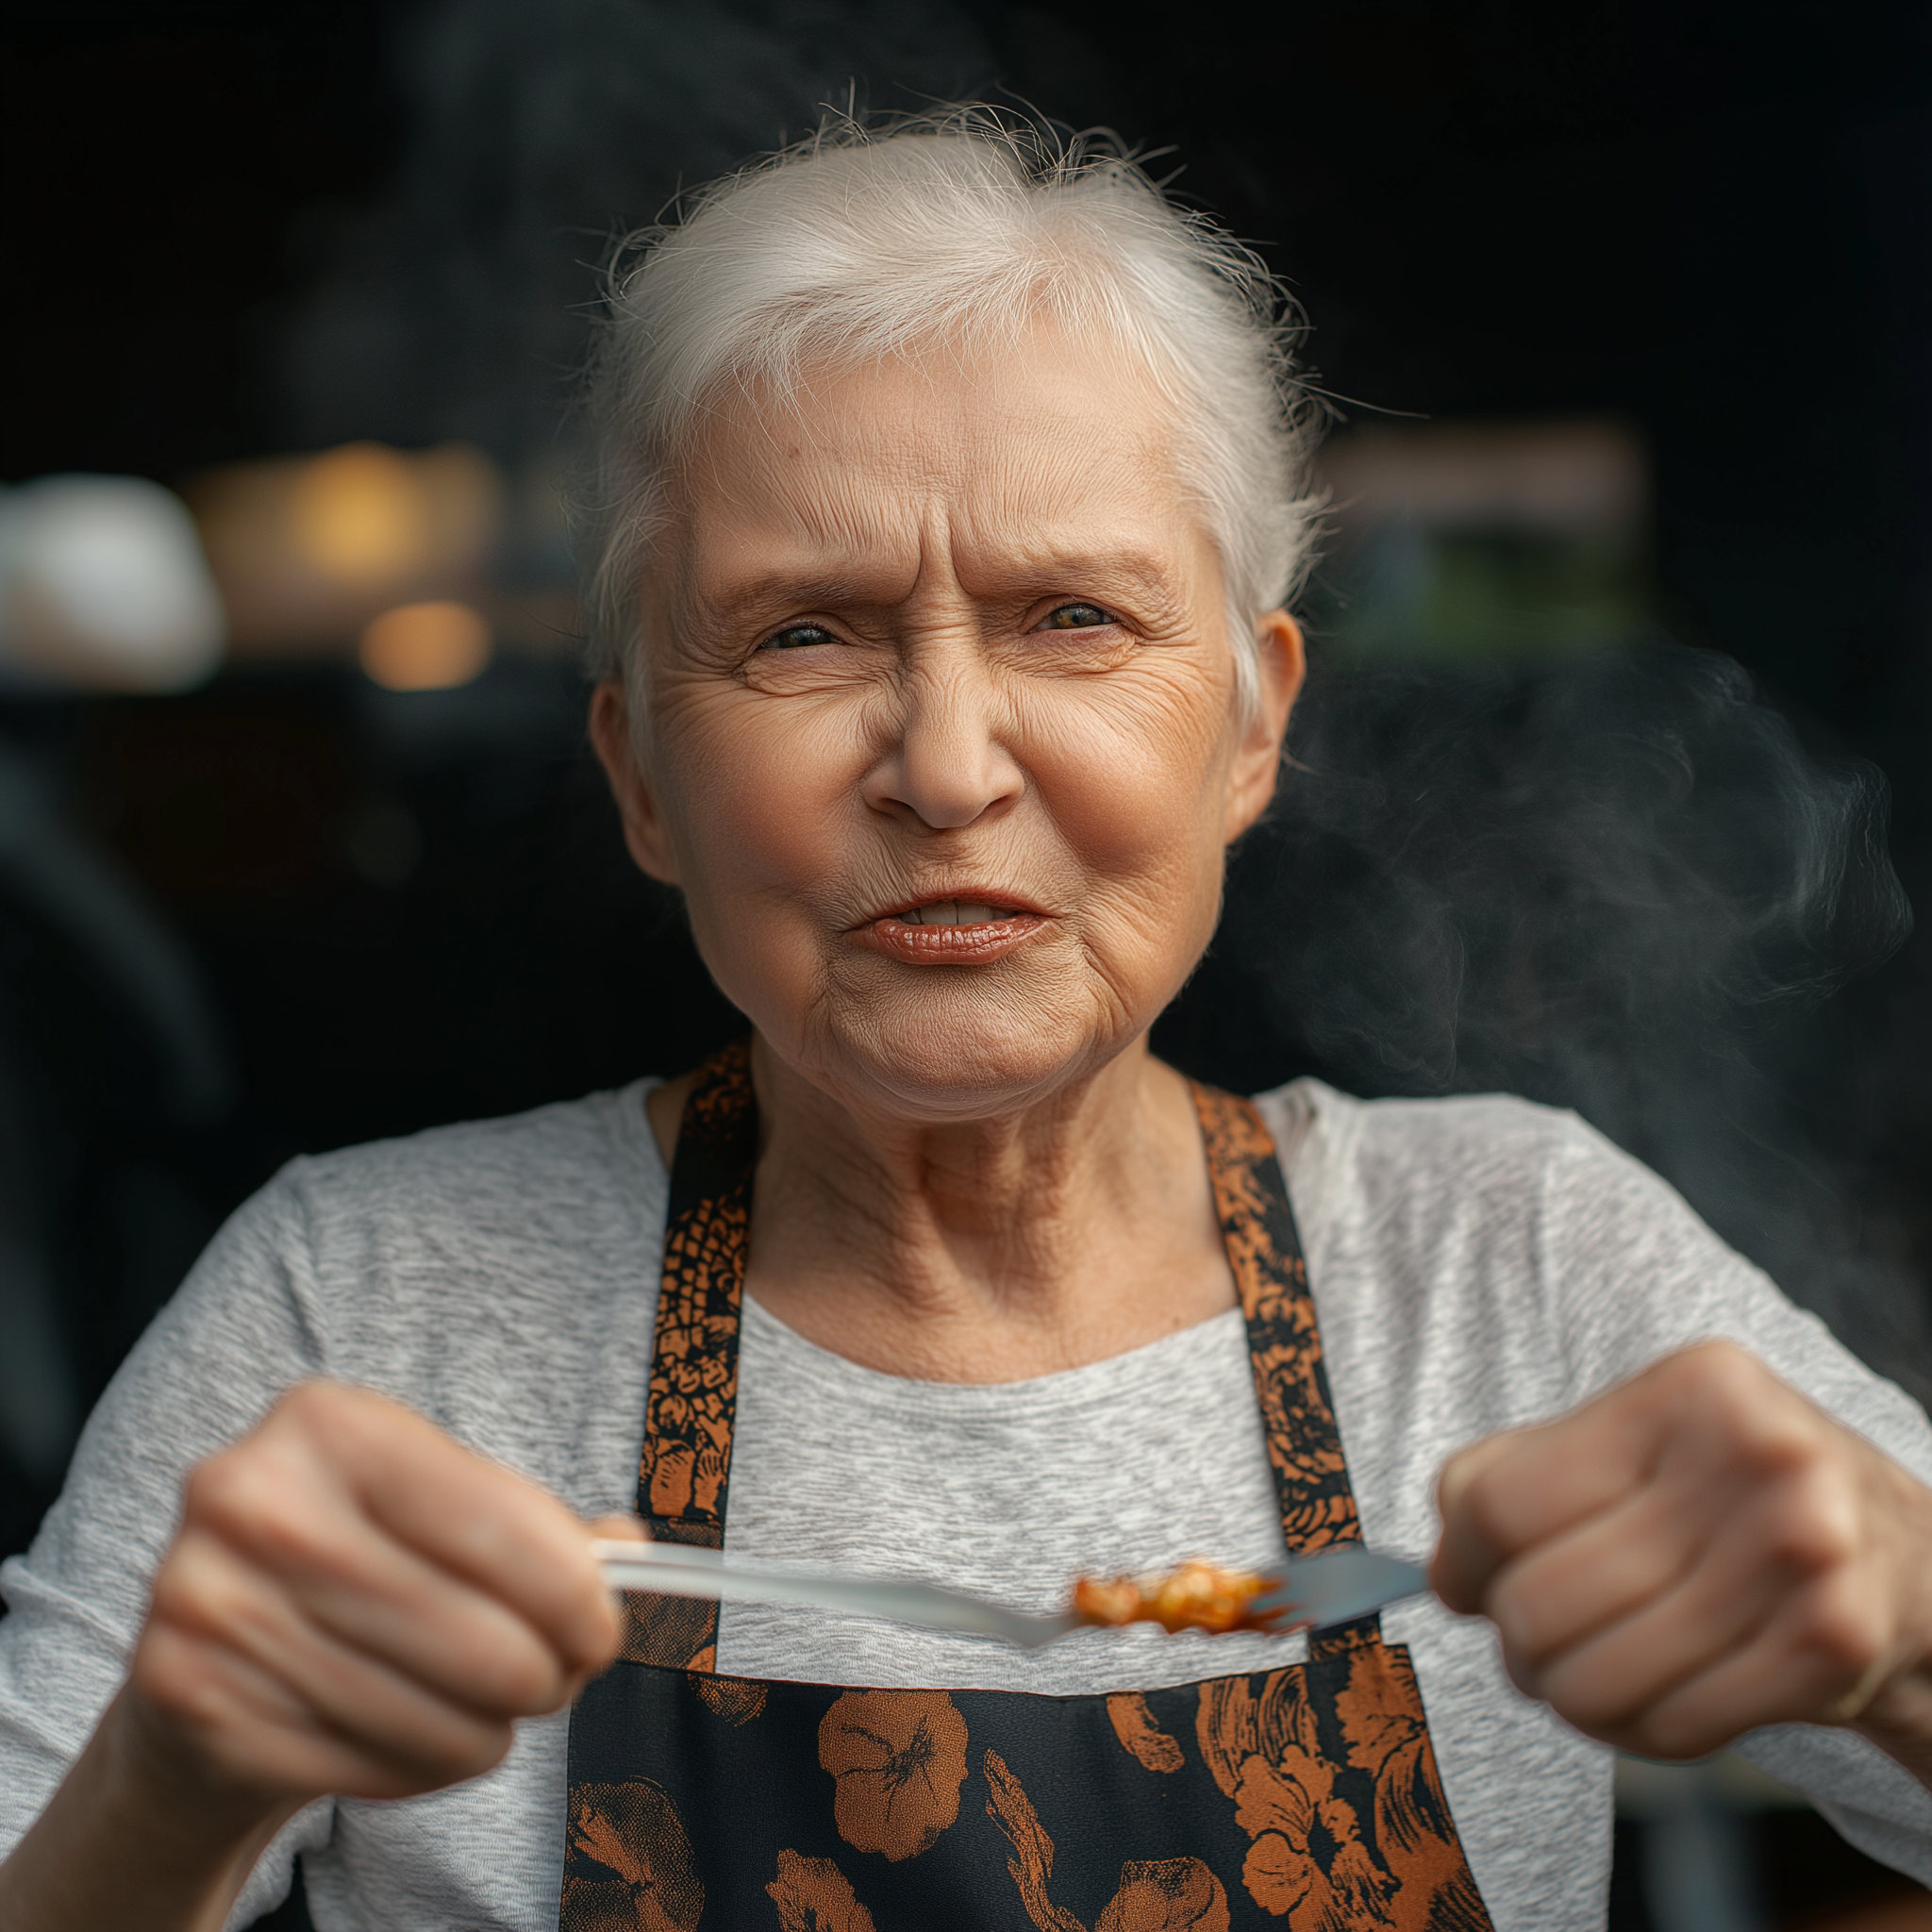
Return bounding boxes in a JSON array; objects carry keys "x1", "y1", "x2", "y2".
[{"x1": 606, "y1": 327, "x2": 1299, "y2": 1120}]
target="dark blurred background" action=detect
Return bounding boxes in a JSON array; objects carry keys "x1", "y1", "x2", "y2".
[{"x1": 3, "y1": 2, "x2": 1931, "y2": 1925}]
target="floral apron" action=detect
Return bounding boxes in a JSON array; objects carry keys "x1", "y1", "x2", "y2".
[{"x1": 560, "y1": 1041, "x2": 1492, "y2": 1932}]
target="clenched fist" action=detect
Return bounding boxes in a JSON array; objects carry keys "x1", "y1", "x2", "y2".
[
  {"x1": 1433, "y1": 1341, "x2": 1932, "y2": 1779},
  {"x1": 134, "y1": 1380, "x2": 625, "y2": 1803},
  {"x1": 0, "y1": 1380, "x2": 638, "y2": 1932}
]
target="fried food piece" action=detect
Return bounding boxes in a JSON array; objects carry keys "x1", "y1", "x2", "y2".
[{"x1": 1071, "y1": 1557, "x2": 1291, "y2": 1637}]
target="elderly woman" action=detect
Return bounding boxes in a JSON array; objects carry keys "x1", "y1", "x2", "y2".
[{"x1": 5, "y1": 113, "x2": 1932, "y2": 1932}]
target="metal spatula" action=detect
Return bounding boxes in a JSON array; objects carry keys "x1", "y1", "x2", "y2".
[{"x1": 591, "y1": 1539, "x2": 1427, "y2": 1650}]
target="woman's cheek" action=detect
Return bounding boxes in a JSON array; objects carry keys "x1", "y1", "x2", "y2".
[
  {"x1": 673, "y1": 694, "x2": 858, "y2": 880},
  {"x1": 662, "y1": 700, "x2": 869, "y2": 1009},
  {"x1": 1036, "y1": 685, "x2": 1233, "y2": 900}
]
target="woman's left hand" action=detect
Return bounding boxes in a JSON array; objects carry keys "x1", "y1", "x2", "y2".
[{"x1": 1432, "y1": 1340, "x2": 1932, "y2": 1781}]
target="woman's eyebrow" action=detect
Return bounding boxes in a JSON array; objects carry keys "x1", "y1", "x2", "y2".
[
  {"x1": 697, "y1": 568, "x2": 910, "y2": 623},
  {"x1": 1009, "y1": 551, "x2": 1179, "y2": 594},
  {"x1": 978, "y1": 550, "x2": 1192, "y2": 616}
]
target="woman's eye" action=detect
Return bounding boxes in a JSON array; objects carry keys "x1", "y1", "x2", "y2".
[
  {"x1": 758, "y1": 623, "x2": 836, "y2": 651},
  {"x1": 1035, "y1": 603, "x2": 1116, "y2": 631}
]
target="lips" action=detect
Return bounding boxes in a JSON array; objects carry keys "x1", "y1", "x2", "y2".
[{"x1": 855, "y1": 893, "x2": 1048, "y2": 964}]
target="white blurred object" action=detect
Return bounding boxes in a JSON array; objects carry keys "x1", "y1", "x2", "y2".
[{"x1": 0, "y1": 475, "x2": 225, "y2": 692}]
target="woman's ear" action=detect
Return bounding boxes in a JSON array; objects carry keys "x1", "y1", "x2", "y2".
[
  {"x1": 1223, "y1": 610, "x2": 1306, "y2": 842},
  {"x1": 589, "y1": 680, "x2": 683, "y2": 886}
]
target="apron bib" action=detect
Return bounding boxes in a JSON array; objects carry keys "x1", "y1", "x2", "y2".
[{"x1": 561, "y1": 1041, "x2": 1492, "y2": 1931}]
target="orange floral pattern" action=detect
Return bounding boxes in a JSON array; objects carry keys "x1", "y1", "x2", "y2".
[
  {"x1": 765, "y1": 1850, "x2": 879, "y2": 1932},
  {"x1": 559, "y1": 1778, "x2": 705, "y2": 1932},
  {"x1": 693, "y1": 1671, "x2": 768, "y2": 1725},
  {"x1": 989, "y1": 1746, "x2": 1234, "y2": 1932},
  {"x1": 1107, "y1": 1692, "x2": 1186, "y2": 1774},
  {"x1": 1336, "y1": 1648, "x2": 1493, "y2": 1928},
  {"x1": 616, "y1": 1582, "x2": 717, "y2": 1672},
  {"x1": 1096, "y1": 1860, "x2": 1231, "y2": 1932},
  {"x1": 1194, "y1": 1654, "x2": 1491, "y2": 1931},
  {"x1": 641, "y1": 1039, "x2": 754, "y2": 1528},
  {"x1": 818, "y1": 1690, "x2": 970, "y2": 1861},
  {"x1": 630, "y1": 1040, "x2": 757, "y2": 1668},
  {"x1": 1233, "y1": 1747, "x2": 1397, "y2": 1928},
  {"x1": 1194, "y1": 1670, "x2": 1321, "y2": 1798},
  {"x1": 984, "y1": 1746, "x2": 1086, "y2": 1932}
]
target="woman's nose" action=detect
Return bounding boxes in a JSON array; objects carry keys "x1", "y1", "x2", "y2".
[{"x1": 861, "y1": 656, "x2": 1024, "y2": 831}]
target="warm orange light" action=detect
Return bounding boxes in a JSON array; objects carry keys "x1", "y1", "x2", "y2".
[
  {"x1": 358, "y1": 601, "x2": 491, "y2": 691},
  {"x1": 290, "y1": 443, "x2": 431, "y2": 583},
  {"x1": 189, "y1": 441, "x2": 506, "y2": 658}
]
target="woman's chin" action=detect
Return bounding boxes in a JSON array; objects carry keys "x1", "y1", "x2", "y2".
[{"x1": 783, "y1": 997, "x2": 1143, "y2": 1124}]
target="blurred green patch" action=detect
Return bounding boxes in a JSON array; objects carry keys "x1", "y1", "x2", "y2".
[{"x1": 1316, "y1": 522, "x2": 1654, "y2": 664}]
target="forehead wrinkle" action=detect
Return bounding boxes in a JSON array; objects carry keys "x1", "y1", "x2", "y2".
[
  {"x1": 713, "y1": 330, "x2": 1180, "y2": 520},
  {"x1": 665, "y1": 325, "x2": 1209, "y2": 635},
  {"x1": 683, "y1": 508, "x2": 1201, "y2": 637},
  {"x1": 671, "y1": 464, "x2": 929, "y2": 633},
  {"x1": 945, "y1": 425, "x2": 1195, "y2": 583},
  {"x1": 687, "y1": 490, "x2": 932, "y2": 625}
]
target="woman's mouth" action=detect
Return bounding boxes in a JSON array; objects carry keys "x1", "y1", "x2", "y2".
[
  {"x1": 894, "y1": 899, "x2": 1009, "y2": 926},
  {"x1": 856, "y1": 898, "x2": 1048, "y2": 964}
]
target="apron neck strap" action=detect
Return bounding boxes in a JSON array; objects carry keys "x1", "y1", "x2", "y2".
[
  {"x1": 1191, "y1": 1082, "x2": 1365, "y2": 1557},
  {"x1": 638, "y1": 1037, "x2": 756, "y2": 1548},
  {"x1": 635, "y1": 1042, "x2": 1367, "y2": 1566}
]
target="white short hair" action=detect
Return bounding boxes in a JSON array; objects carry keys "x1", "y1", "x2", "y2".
[{"x1": 578, "y1": 108, "x2": 1324, "y2": 717}]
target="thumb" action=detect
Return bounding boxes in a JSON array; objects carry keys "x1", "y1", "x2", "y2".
[
  {"x1": 568, "y1": 1515, "x2": 649, "y2": 1694},
  {"x1": 1431, "y1": 1431, "x2": 1522, "y2": 1615},
  {"x1": 587, "y1": 1514, "x2": 650, "y2": 1547}
]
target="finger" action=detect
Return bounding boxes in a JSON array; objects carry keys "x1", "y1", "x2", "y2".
[
  {"x1": 1539, "y1": 1455, "x2": 1888, "y2": 1747},
  {"x1": 326, "y1": 1387, "x2": 617, "y2": 1668},
  {"x1": 1582, "y1": 1567, "x2": 1892, "y2": 1759},
  {"x1": 144, "y1": 1532, "x2": 517, "y2": 1797},
  {"x1": 1437, "y1": 1392, "x2": 1667, "y2": 1600},
  {"x1": 1434, "y1": 1343, "x2": 1804, "y2": 1617},
  {"x1": 1504, "y1": 1457, "x2": 1864, "y2": 1732},
  {"x1": 1481, "y1": 1423, "x2": 1800, "y2": 1674},
  {"x1": 138, "y1": 1615, "x2": 510, "y2": 1802},
  {"x1": 1509, "y1": 1515, "x2": 1790, "y2": 1725},
  {"x1": 273, "y1": 1385, "x2": 620, "y2": 1675},
  {"x1": 133, "y1": 1623, "x2": 402, "y2": 1800},
  {"x1": 186, "y1": 1429, "x2": 590, "y2": 1719},
  {"x1": 588, "y1": 1514, "x2": 649, "y2": 1545},
  {"x1": 269, "y1": 1524, "x2": 584, "y2": 1719},
  {"x1": 1621, "y1": 1428, "x2": 1925, "y2": 1757},
  {"x1": 1435, "y1": 1399, "x2": 1669, "y2": 1615},
  {"x1": 1480, "y1": 1483, "x2": 1709, "y2": 1672},
  {"x1": 1432, "y1": 1432, "x2": 1524, "y2": 1612}
]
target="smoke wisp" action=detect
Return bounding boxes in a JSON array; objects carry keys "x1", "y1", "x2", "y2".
[{"x1": 1161, "y1": 642, "x2": 1926, "y2": 1396}]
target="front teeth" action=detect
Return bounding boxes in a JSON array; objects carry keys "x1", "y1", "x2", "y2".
[{"x1": 900, "y1": 900, "x2": 1003, "y2": 925}]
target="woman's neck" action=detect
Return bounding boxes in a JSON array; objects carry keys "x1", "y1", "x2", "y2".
[{"x1": 647, "y1": 1034, "x2": 1238, "y2": 1384}]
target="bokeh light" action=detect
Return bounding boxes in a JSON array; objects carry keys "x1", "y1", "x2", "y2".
[
  {"x1": 0, "y1": 475, "x2": 225, "y2": 691},
  {"x1": 358, "y1": 600, "x2": 491, "y2": 691},
  {"x1": 289, "y1": 443, "x2": 431, "y2": 583},
  {"x1": 190, "y1": 442, "x2": 505, "y2": 656}
]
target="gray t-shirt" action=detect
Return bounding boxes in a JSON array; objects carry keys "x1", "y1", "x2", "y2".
[{"x1": 3, "y1": 1075, "x2": 1931, "y2": 1931}]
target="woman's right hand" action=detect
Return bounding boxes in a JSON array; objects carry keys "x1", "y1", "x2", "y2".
[
  {"x1": 134, "y1": 1378, "x2": 624, "y2": 1804},
  {"x1": 0, "y1": 1380, "x2": 627, "y2": 1930}
]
